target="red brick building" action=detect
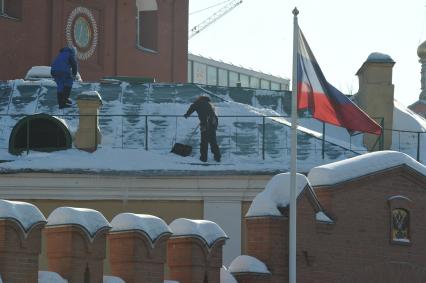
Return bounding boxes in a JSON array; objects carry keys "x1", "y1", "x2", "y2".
[
  {"x1": 244, "y1": 151, "x2": 426, "y2": 283},
  {"x1": 0, "y1": 0, "x2": 188, "y2": 82}
]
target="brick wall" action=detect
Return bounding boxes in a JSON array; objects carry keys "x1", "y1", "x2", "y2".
[{"x1": 244, "y1": 165, "x2": 426, "y2": 283}]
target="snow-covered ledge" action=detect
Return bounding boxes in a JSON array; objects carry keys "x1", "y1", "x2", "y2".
[
  {"x1": 38, "y1": 271, "x2": 67, "y2": 283},
  {"x1": 308, "y1": 151, "x2": 426, "y2": 187},
  {"x1": 169, "y1": 218, "x2": 228, "y2": 248},
  {"x1": 0, "y1": 199, "x2": 46, "y2": 236},
  {"x1": 110, "y1": 213, "x2": 172, "y2": 245},
  {"x1": 228, "y1": 255, "x2": 271, "y2": 275},
  {"x1": 46, "y1": 207, "x2": 111, "y2": 240},
  {"x1": 246, "y1": 173, "x2": 309, "y2": 217}
]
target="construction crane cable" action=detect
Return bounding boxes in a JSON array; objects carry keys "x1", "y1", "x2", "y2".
[{"x1": 189, "y1": 0, "x2": 232, "y2": 16}]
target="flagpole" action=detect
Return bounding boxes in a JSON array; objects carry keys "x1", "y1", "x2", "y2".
[{"x1": 289, "y1": 7, "x2": 299, "y2": 283}]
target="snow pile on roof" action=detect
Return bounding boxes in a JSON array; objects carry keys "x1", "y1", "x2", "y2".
[
  {"x1": 47, "y1": 207, "x2": 111, "y2": 238},
  {"x1": 24, "y1": 66, "x2": 52, "y2": 80},
  {"x1": 110, "y1": 213, "x2": 172, "y2": 242},
  {"x1": 103, "y1": 276, "x2": 125, "y2": 283},
  {"x1": 221, "y1": 267, "x2": 237, "y2": 283},
  {"x1": 228, "y1": 255, "x2": 270, "y2": 274},
  {"x1": 393, "y1": 100, "x2": 426, "y2": 132},
  {"x1": 169, "y1": 218, "x2": 228, "y2": 247},
  {"x1": 0, "y1": 199, "x2": 46, "y2": 232},
  {"x1": 315, "y1": 211, "x2": 333, "y2": 223},
  {"x1": 38, "y1": 271, "x2": 67, "y2": 283},
  {"x1": 308, "y1": 150, "x2": 426, "y2": 186},
  {"x1": 246, "y1": 173, "x2": 309, "y2": 217}
]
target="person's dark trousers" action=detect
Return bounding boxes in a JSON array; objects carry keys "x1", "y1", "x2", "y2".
[
  {"x1": 200, "y1": 128, "x2": 221, "y2": 162},
  {"x1": 63, "y1": 86, "x2": 72, "y2": 103},
  {"x1": 56, "y1": 91, "x2": 65, "y2": 107}
]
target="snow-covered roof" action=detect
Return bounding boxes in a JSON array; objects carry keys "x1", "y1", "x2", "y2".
[
  {"x1": 103, "y1": 276, "x2": 125, "y2": 283},
  {"x1": 246, "y1": 173, "x2": 309, "y2": 217},
  {"x1": 38, "y1": 271, "x2": 67, "y2": 283},
  {"x1": 169, "y1": 218, "x2": 228, "y2": 247},
  {"x1": 110, "y1": 213, "x2": 172, "y2": 243},
  {"x1": 393, "y1": 100, "x2": 426, "y2": 132},
  {"x1": 220, "y1": 267, "x2": 238, "y2": 283},
  {"x1": 46, "y1": 207, "x2": 111, "y2": 239},
  {"x1": 0, "y1": 199, "x2": 46, "y2": 233},
  {"x1": 0, "y1": 80, "x2": 362, "y2": 174},
  {"x1": 308, "y1": 150, "x2": 426, "y2": 187},
  {"x1": 228, "y1": 255, "x2": 270, "y2": 274}
]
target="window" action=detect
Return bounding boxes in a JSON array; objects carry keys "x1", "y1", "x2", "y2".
[
  {"x1": 188, "y1": 61, "x2": 193, "y2": 83},
  {"x1": 136, "y1": 0, "x2": 158, "y2": 51},
  {"x1": 260, "y1": 79, "x2": 270, "y2": 90},
  {"x1": 239, "y1": 74, "x2": 249, "y2": 87},
  {"x1": 388, "y1": 195, "x2": 412, "y2": 245},
  {"x1": 218, "y1": 69, "x2": 228, "y2": 86},
  {"x1": 271, "y1": 82, "x2": 280, "y2": 91},
  {"x1": 391, "y1": 208, "x2": 409, "y2": 243},
  {"x1": 0, "y1": 0, "x2": 22, "y2": 19},
  {"x1": 193, "y1": 62, "x2": 206, "y2": 84},
  {"x1": 250, "y1": 77, "x2": 260, "y2": 89},
  {"x1": 207, "y1": 66, "x2": 217, "y2": 85},
  {"x1": 229, "y1": 72, "x2": 238, "y2": 87}
]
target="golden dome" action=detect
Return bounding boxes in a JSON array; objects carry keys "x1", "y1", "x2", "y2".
[{"x1": 417, "y1": 40, "x2": 426, "y2": 59}]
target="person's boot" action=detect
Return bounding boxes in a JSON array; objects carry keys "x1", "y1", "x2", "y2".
[
  {"x1": 200, "y1": 155, "x2": 207, "y2": 162},
  {"x1": 214, "y1": 154, "x2": 221, "y2": 162}
]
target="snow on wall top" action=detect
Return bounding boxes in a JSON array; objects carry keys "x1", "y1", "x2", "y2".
[
  {"x1": 38, "y1": 271, "x2": 68, "y2": 283},
  {"x1": 221, "y1": 267, "x2": 238, "y2": 283},
  {"x1": 24, "y1": 66, "x2": 52, "y2": 80},
  {"x1": 110, "y1": 213, "x2": 172, "y2": 242},
  {"x1": 169, "y1": 218, "x2": 228, "y2": 247},
  {"x1": 103, "y1": 276, "x2": 125, "y2": 283},
  {"x1": 246, "y1": 173, "x2": 309, "y2": 217},
  {"x1": 0, "y1": 199, "x2": 46, "y2": 232},
  {"x1": 308, "y1": 150, "x2": 426, "y2": 186},
  {"x1": 46, "y1": 207, "x2": 111, "y2": 238},
  {"x1": 228, "y1": 255, "x2": 271, "y2": 274}
]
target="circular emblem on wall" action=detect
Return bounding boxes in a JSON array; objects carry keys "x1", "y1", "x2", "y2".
[{"x1": 65, "y1": 6, "x2": 98, "y2": 61}]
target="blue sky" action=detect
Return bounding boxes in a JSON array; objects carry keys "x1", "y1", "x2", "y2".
[{"x1": 189, "y1": 0, "x2": 426, "y2": 107}]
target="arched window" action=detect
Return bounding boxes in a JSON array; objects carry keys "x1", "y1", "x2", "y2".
[
  {"x1": 136, "y1": 0, "x2": 158, "y2": 52},
  {"x1": 8, "y1": 114, "x2": 72, "y2": 155},
  {"x1": 388, "y1": 195, "x2": 412, "y2": 245},
  {"x1": 391, "y1": 208, "x2": 409, "y2": 242}
]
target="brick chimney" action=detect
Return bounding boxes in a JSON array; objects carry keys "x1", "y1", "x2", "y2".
[
  {"x1": 167, "y1": 218, "x2": 228, "y2": 283},
  {"x1": 0, "y1": 200, "x2": 46, "y2": 283},
  {"x1": 74, "y1": 91, "x2": 102, "y2": 152},
  {"x1": 45, "y1": 207, "x2": 111, "y2": 283},
  {"x1": 355, "y1": 53, "x2": 395, "y2": 150},
  {"x1": 108, "y1": 213, "x2": 173, "y2": 283}
]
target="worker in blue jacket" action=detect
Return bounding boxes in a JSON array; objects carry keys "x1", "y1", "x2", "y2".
[{"x1": 50, "y1": 46, "x2": 78, "y2": 109}]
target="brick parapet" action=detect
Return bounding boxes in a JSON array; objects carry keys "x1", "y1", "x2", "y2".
[
  {"x1": 167, "y1": 236, "x2": 226, "y2": 283},
  {"x1": 108, "y1": 231, "x2": 171, "y2": 283},
  {"x1": 45, "y1": 225, "x2": 110, "y2": 283},
  {"x1": 0, "y1": 220, "x2": 45, "y2": 283}
]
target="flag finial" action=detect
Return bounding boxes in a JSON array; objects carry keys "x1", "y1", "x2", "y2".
[{"x1": 292, "y1": 7, "x2": 299, "y2": 16}]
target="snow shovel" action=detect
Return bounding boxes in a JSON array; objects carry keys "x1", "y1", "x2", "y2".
[{"x1": 171, "y1": 124, "x2": 199, "y2": 157}]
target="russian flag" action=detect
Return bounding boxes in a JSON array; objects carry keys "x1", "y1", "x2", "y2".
[{"x1": 297, "y1": 29, "x2": 382, "y2": 135}]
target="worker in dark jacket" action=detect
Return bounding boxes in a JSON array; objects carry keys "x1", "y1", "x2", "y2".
[
  {"x1": 51, "y1": 46, "x2": 78, "y2": 109},
  {"x1": 184, "y1": 96, "x2": 221, "y2": 162}
]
